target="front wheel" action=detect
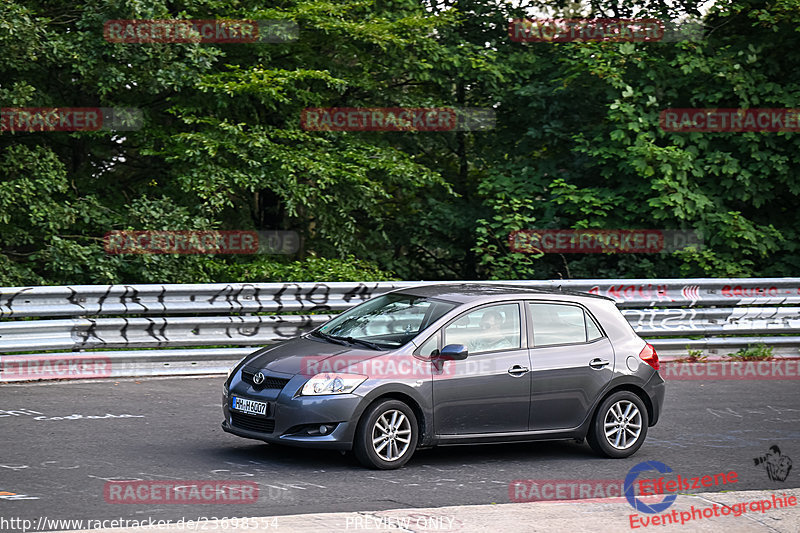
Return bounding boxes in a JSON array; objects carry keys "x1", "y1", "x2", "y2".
[
  {"x1": 353, "y1": 399, "x2": 418, "y2": 469},
  {"x1": 587, "y1": 391, "x2": 648, "y2": 458}
]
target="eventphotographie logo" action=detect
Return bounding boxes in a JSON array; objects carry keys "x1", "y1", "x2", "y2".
[
  {"x1": 754, "y1": 445, "x2": 793, "y2": 482},
  {"x1": 625, "y1": 461, "x2": 678, "y2": 514},
  {"x1": 625, "y1": 461, "x2": 738, "y2": 515}
]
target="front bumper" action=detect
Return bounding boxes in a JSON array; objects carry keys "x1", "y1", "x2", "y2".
[{"x1": 222, "y1": 373, "x2": 363, "y2": 450}]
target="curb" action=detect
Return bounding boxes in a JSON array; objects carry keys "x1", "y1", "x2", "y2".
[{"x1": 50, "y1": 488, "x2": 800, "y2": 533}]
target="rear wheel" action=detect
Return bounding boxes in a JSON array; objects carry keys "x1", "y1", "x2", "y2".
[
  {"x1": 587, "y1": 391, "x2": 648, "y2": 458},
  {"x1": 353, "y1": 399, "x2": 418, "y2": 469}
]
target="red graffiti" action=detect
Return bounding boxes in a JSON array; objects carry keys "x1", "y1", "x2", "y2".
[
  {"x1": 597, "y1": 284, "x2": 671, "y2": 302},
  {"x1": 721, "y1": 285, "x2": 778, "y2": 298}
]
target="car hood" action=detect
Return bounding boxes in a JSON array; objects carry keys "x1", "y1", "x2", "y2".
[{"x1": 243, "y1": 336, "x2": 387, "y2": 377}]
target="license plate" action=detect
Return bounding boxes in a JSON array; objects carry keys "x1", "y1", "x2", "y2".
[{"x1": 231, "y1": 396, "x2": 269, "y2": 416}]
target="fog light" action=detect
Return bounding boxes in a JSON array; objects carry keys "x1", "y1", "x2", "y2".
[{"x1": 305, "y1": 424, "x2": 335, "y2": 435}]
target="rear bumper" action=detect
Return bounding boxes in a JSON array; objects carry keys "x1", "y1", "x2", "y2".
[{"x1": 644, "y1": 371, "x2": 666, "y2": 426}]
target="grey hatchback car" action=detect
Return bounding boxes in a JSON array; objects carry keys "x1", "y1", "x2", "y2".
[{"x1": 222, "y1": 284, "x2": 665, "y2": 469}]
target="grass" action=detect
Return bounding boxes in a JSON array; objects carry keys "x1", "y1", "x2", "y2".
[
  {"x1": 674, "y1": 347, "x2": 708, "y2": 363},
  {"x1": 726, "y1": 343, "x2": 775, "y2": 361}
]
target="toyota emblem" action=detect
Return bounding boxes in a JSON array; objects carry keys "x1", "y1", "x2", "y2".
[{"x1": 253, "y1": 372, "x2": 265, "y2": 385}]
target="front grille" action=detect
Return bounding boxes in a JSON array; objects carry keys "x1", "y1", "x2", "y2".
[
  {"x1": 241, "y1": 369, "x2": 290, "y2": 391},
  {"x1": 231, "y1": 412, "x2": 275, "y2": 434}
]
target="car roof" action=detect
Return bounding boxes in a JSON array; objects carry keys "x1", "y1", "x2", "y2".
[{"x1": 392, "y1": 283, "x2": 614, "y2": 304}]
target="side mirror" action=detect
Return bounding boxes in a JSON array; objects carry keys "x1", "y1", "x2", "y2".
[{"x1": 439, "y1": 344, "x2": 468, "y2": 361}]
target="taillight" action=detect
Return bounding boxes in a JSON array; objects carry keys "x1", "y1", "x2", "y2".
[{"x1": 639, "y1": 343, "x2": 659, "y2": 370}]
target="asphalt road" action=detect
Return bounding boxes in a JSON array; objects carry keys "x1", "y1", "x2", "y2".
[{"x1": 0, "y1": 375, "x2": 798, "y2": 531}]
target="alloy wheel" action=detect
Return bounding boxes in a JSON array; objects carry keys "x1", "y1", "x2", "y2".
[
  {"x1": 603, "y1": 400, "x2": 642, "y2": 450},
  {"x1": 371, "y1": 409, "x2": 412, "y2": 462}
]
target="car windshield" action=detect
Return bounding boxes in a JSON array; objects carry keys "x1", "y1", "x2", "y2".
[{"x1": 316, "y1": 293, "x2": 456, "y2": 348}]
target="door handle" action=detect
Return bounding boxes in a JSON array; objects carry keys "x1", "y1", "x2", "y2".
[
  {"x1": 589, "y1": 358, "x2": 610, "y2": 369},
  {"x1": 508, "y1": 365, "x2": 530, "y2": 377}
]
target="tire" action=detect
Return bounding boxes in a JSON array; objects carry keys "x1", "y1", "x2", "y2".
[
  {"x1": 587, "y1": 391, "x2": 649, "y2": 458},
  {"x1": 353, "y1": 399, "x2": 418, "y2": 469}
]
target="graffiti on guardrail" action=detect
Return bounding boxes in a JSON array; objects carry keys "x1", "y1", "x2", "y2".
[
  {"x1": 623, "y1": 307, "x2": 800, "y2": 335},
  {"x1": 65, "y1": 315, "x2": 330, "y2": 350},
  {"x1": 2, "y1": 280, "x2": 800, "y2": 381},
  {"x1": 586, "y1": 282, "x2": 800, "y2": 305},
  {"x1": 0, "y1": 282, "x2": 389, "y2": 318},
  {"x1": 3, "y1": 280, "x2": 800, "y2": 319}
]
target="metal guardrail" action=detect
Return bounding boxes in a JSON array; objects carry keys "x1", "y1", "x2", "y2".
[
  {"x1": 2, "y1": 279, "x2": 800, "y2": 318},
  {"x1": 0, "y1": 315, "x2": 334, "y2": 352},
  {"x1": 1, "y1": 278, "x2": 799, "y2": 381}
]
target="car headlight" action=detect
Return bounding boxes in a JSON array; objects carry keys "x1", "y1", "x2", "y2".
[{"x1": 301, "y1": 373, "x2": 367, "y2": 396}]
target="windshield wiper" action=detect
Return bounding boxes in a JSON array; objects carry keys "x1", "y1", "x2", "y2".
[
  {"x1": 310, "y1": 331, "x2": 349, "y2": 346},
  {"x1": 344, "y1": 337, "x2": 384, "y2": 351},
  {"x1": 312, "y1": 330, "x2": 383, "y2": 350}
]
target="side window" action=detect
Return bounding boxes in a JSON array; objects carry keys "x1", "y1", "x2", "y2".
[
  {"x1": 417, "y1": 334, "x2": 439, "y2": 357},
  {"x1": 444, "y1": 303, "x2": 521, "y2": 354},
  {"x1": 529, "y1": 303, "x2": 601, "y2": 347},
  {"x1": 586, "y1": 313, "x2": 603, "y2": 341}
]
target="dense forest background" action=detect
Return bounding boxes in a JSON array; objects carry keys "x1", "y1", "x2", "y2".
[{"x1": 1, "y1": 0, "x2": 798, "y2": 286}]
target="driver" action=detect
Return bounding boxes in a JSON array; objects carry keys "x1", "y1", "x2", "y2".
[{"x1": 471, "y1": 310, "x2": 514, "y2": 352}]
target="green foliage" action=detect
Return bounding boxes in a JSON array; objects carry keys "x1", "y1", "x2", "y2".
[
  {"x1": 676, "y1": 348, "x2": 708, "y2": 362},
  {"x1": 222, "y1": 254, "x2": 398, "y2": 283},
  {"x1": 727, "y1": 343, "x2": 775, "y2": 361},
  {"x1": 471, "y1": 0, "x2": 800, "y2": 279},
  {"x1": 1, "y1": 0, "x2": 799, "y2": 286}
]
